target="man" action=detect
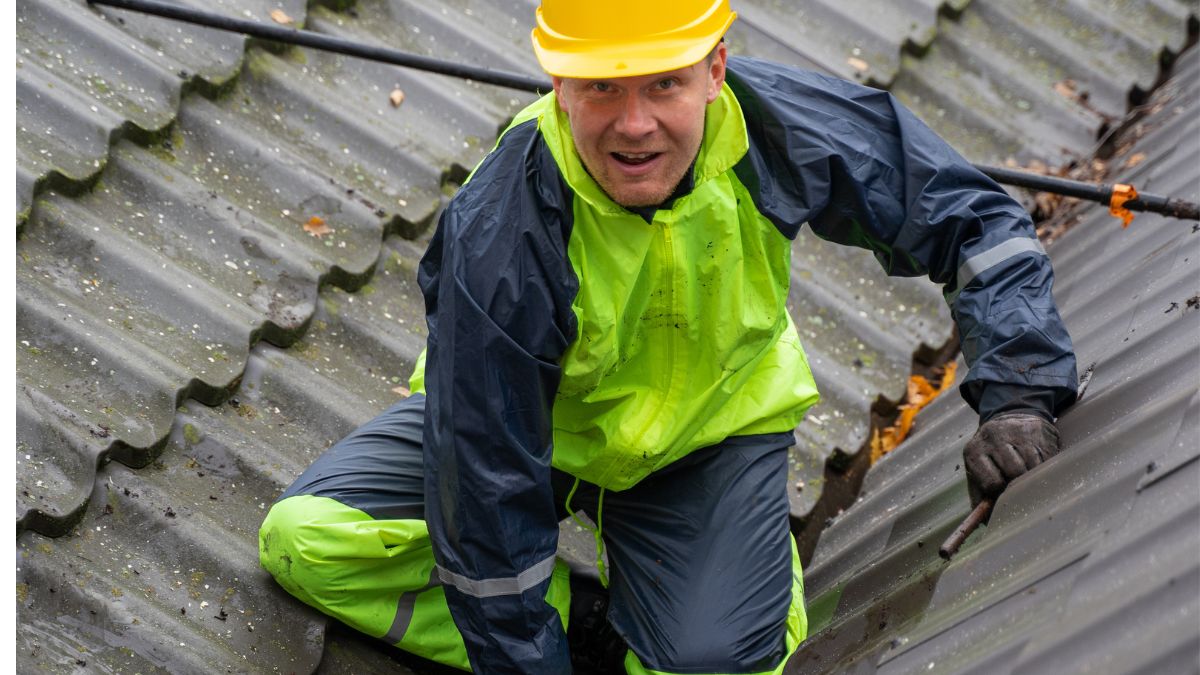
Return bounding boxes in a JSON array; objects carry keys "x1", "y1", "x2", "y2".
[{"x1": 259, "y1": 1, "x2": 1077, "y2": 673}]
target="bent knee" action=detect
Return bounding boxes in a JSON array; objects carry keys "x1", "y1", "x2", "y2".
[
  {"x1": 651, "y1": 623, "x2": 789, "y2": 673},
  {"x1": 259, "y1": 494, "x2": 433, "y2": 604},
  {"x1": 258, "y1": 495, "x2": 344, "y2": 604},
  {"x1": 621, "y1": 570, "x2": 797, "y2": 674}
]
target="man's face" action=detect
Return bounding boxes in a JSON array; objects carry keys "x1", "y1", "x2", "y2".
[{"x1": 553, "y1": 44, "x2": 728, "y2": 208}]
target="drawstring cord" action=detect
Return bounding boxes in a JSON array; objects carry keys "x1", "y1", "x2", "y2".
[{"x1": 565, "y1": 477, "x2": 608, "y2": 588}]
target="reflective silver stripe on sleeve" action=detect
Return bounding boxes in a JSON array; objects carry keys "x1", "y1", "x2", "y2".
[
  {"x1": 956, "y1": 237, "x2": 1046, "y2": 290},
  {"x1": 436, "y1": 554, "x2": 557, "y2": 599}
]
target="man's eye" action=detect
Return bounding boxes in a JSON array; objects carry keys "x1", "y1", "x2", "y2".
[
  {"x1": 656, "y1": 79, "x2": 677, "y2": 90},
  {"x1": 591, "y1": 82, "x2": 612, "y2": 93}
]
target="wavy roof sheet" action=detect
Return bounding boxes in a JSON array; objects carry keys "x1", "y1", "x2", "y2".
[
  {"x1": 791, "y1": 45, "x2": 1200, "y2": 674},
  {"x1": 14, "y1": 0, "x2": 1197, "y2": 672}
]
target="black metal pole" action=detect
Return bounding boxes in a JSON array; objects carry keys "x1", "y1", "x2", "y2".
[
  {"x1": 975, "y1": 165, "x2": 1200, "y2": 221},
  {"x1": 86, "y1": 0, "x2": 1200, "y2": 222},
  {"x1": 87, "y1": 0, "x2": 551, "y2": 93}
]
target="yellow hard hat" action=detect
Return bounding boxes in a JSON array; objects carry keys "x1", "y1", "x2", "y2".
[{"x1": 531, "y1": 0, "x2": 736, "y2": 79}]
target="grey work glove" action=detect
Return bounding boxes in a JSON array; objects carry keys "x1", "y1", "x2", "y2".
[{"x1": 963, "y1": 412, "x2": 1061, "y2": 506}]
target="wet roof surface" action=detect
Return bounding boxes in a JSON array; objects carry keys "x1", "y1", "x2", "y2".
[
  {"x1": 790, "y1": 45, "x2": 1200, "y2": 674},
  {"x1": 14, "y1": 0, "x2": 1198, "y2": 672}
]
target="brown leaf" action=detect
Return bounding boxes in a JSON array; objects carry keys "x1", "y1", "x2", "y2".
[
  {"x1": 846, "y1": 57, "x2": 869, "y2": 73},
  {"x1": 1034, "y1": 191, "x2": 1060, "y2": 216},
  {"x1": 1122, "y1": 152, "x2": 1147, "y2": 169},
  {"x1": 303, "y1": 215, "x2": 334, "y2": 238},
  {"x1": 269, "y1": 9, "x2": 293, "y2": 25},
  {"x1": 1053, "y1": 79, "x2": 1079, "y2": 101},
  {"x1": 389, "y1": 88, "x2": 406, "y2": 108},
  {"x1": 392, "y1": 386, "x2": 411, "y2": 397}
]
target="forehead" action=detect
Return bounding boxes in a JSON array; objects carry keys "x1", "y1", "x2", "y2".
[{"x1": 562, "y1": 61, "x2": 704, "y2": 87}]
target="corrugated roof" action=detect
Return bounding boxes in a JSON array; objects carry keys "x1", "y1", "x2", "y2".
[
  {"x1": 887, "y1": 0, "x2": 1198, "y2": 164},
  {"x1": 790, "y1": 45, "x2": 1200, "y2": 674},
  {"x1": 17, "y1": 234, "x2": 435, "y2": 674},
  {"x1": 14, "y1": 0, "x2": 1197, "y2": 672},
  {"x1": 16, "y1": 0, "x2": 524, "y2": 536}
]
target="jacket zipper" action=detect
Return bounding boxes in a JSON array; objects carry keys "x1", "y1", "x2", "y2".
[{"x1": 630, "y1": 217, "x2": 683, "y2": 463}]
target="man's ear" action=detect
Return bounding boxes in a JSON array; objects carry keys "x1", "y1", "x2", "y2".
[
  {"x1": 552, "y1": 76, "x2": 566, "y2": 110},
  {"x1": 706, "y1": 42, "x2": 728, "y2": 103}
]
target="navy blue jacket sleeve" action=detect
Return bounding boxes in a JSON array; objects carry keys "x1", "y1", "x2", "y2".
[
  {"x1": 727, "y1": 57, "x2": 1078, "y2": 416},
  {"x1": 418, "y1": 120, "x2": 578, "y2": 673}
]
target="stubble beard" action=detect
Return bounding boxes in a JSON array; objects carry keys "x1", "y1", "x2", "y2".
[{"x1": 578, "y1": 139, "x2": 702, "y2": 209}]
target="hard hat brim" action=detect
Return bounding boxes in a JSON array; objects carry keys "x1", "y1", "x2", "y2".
[{"x1": 531, "y1": 12, "x2": 735, "y2": 80}]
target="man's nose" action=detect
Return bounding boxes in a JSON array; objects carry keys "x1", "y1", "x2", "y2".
[{"x1": 613, "y1": 93, "x2": 657, "y2": 138}]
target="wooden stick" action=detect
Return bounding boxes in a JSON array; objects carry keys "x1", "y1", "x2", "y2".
[{"x1": 939, "y1": 498, "x2": 994, "y2": 560}]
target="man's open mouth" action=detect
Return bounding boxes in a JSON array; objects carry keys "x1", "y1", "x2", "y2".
[{"x1": 612, "y1": 152, "x2": 662, "y2": 166}]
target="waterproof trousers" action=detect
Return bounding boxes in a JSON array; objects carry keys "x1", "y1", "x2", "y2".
[{"x1": 259, "y1": 395, "x2": 807, "y2": 674}]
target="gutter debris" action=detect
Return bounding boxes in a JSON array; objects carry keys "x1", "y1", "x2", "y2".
[
  {"x1": 794, "y1": 335, "x2": 960, "y2": 566},
  {"x1": 869, "y1": 361, "x2": 958, "y2": 465}
]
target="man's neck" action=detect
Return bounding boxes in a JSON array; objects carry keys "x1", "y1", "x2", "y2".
[{"x1": 625, "y1": 162, "x2": 697, "y2": 224}]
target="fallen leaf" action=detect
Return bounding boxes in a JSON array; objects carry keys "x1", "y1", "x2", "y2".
[
  {"x1": 1025, "y1": 159, "x2": 1050, "y2": 176},
  {"x1": 869, "y1": 428, "x2": 888, "y2": 463},
  {"x1": 1053, "y1": 79, "x2": 1078, "y2": 100},
  {"x1": 389, "y1": 88, "x2": 406, "y2": 107},
  {"x1": 1034, "y1": 191, "x2": 1061, "y2": 217},
  {"x1": 847, "y1": 57, "x2": 869, "y2": 73},
  {"x1": 303, "y1": 216, "x2": 334, "y2": 238},
  {"x1": 869, "y1": 362, "x2": 957, "y2": 464},
  {"x1": 937, "y1": 362, "x2": 957, "y2": 393},
  {"x1": 392, "y1": 386, "x2": 411, "y2": 397},
  {"x1": 1122, "y1": 152, "x2": 1147, "y2": 169},
  {"x1": 270, "y1": 9, "x2": 293, "y2": 25}
]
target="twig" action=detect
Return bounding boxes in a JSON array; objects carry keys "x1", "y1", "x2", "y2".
[{"x1": 939, "y1": 498, "x2": 994, "y2": 560}]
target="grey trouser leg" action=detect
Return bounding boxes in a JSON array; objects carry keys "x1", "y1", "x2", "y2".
[{"x1": 553, "y1": 432, "x2": 800, "y2": 673}]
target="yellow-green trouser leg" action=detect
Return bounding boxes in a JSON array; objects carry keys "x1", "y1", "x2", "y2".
[
  {"x1": 622, "y1": 534, "x2": 807, "y2": 675},
  {"x1": 259, "y1": 494, "x2": 572, "y2": 671}
]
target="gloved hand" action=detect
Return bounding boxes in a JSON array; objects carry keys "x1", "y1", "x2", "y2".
[{"x1": 963, "y1": 412, "x2": 1061, "y2": 506}]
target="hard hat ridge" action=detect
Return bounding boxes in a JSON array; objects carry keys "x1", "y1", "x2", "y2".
[{"x1": 531, "y1": 0, "x2": 736, "y2": 79}]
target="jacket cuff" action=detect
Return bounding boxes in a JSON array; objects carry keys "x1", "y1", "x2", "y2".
[{"x1": 976, "y1": 382, "x2": 1064, "y2": 424}]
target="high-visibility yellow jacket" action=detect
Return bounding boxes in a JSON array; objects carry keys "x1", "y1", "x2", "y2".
[
  {"x1": 411, "y1": 56, "x2": 1077, "y2": 671},
  {"x1": 414, "y1": 77, "x2": 819, "y2": 491}
]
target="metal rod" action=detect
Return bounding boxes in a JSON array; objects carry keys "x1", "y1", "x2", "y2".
[
  {"x1": 86, "y1": 0, "x2": 551, "y2": 93},
  {"x1": 88, "y1": 0, "x2": 1200, "y2": 221},
  {"x1": 975, "y1": 165, "x2": 1200, "y2": 221},
  {"x1": 939, "y1": 498, "x2": 993, "y2": 561}
]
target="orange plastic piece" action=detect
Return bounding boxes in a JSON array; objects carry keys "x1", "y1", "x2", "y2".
[{"x1": 1110, "y1": 183, "x2": 1139, "y2": 228}]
